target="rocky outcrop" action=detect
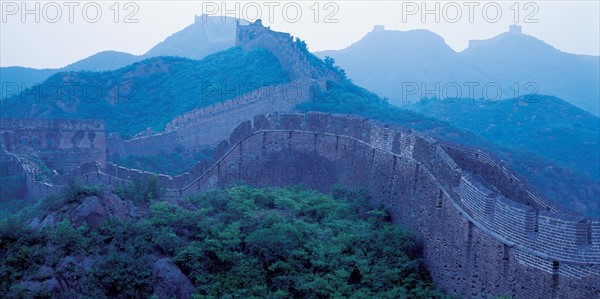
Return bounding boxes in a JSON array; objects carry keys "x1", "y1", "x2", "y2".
[
  {"x1": 18, "y1": 278, "x2": 61, "y2": 297},
  {"x1": 30, "y1": 192, "x2": 143, "y2": 230},
  {"x1": 152, "y1": 258, "x2": 195, "y2": 299}
]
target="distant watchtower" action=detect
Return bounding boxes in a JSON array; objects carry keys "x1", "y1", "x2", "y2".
[
  {"x1": 509, "y1": 24, "x2": 522, "y2": 34},
  {"x1": 372, "y1": 25, "x2": 385, "y2": 32}
]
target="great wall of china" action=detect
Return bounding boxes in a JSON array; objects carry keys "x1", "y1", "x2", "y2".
[
  {"x1": 107, "y1": 79, "x2": 326, "y2": 157},
  {"x1": 3, "y1": 112, "x2": 598, "y2": 298},
  {"x1": 106, "y1": 18, "x2": 338, "y2": 157},
  {"x1": 1, "y1": 20, "x2": 598, "y2": 298}
]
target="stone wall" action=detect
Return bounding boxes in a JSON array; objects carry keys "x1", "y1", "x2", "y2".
[
  {"x1": 13, "y1": 113, "x2": 600, "y2": 298},
  {"x1": 107, "y1": 20, "x2": 338, "y2": 158},
  {"x1": 168, "y1": 112, "x2": 599, "y2": 298},
  {"x1": 107, "y1": 80, "x2": 324, "y2": 157},
  {"x1": 0, "y1": 118, "x2": 106, "y2": 173},
  {"x1": 443, "y1": 145, "x2": 561, "y2": 212}
]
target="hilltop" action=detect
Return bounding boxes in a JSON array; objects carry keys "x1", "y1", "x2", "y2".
[
  {"x1": 2, "y1": 22, "x2": 598, "y2": 216},
  {"x1": 1, "y1": 21, "x2": 599, "y2": 298},
  {"x1": 409, "y1": 96, "x2": 600, "y2": 179}
]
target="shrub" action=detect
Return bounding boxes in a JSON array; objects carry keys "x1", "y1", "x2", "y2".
[
  {"x1": 85, "y1": 252, "x2": 153, "y2": 298},
  {"x1": 115, "y1": 176, "x2": 163, "y2": 203},
  {"x1": 61, "y1": 180, "x2": 103, "y2": 204},
  {"x1": 48, "y1": 219, "x2": 90, "y2": 255}
]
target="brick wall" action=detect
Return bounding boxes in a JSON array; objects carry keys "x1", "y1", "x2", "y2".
[
  {"x1": 1, "y1": 119, "x2": 106, "y2": 173},
  {"x1": 236, "y1": 21, "x2": 339, "y2": 81},
  {"x1": 107, "y1": 80, "x2": 323, "y2": 158}
]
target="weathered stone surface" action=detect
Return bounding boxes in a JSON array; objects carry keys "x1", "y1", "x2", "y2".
[
  {"x1": 236, "y1": 20, "x2": 339, "y2": 81},
  {"x1": 0, "y1": 118, "x2": 106, "y2": 174},
  {"x1": 38, "y1": 213, "x2": 56, "y2": 228},
  {"x1": 31, "y1": 266, "x2": 55, "y2": 281},
  {"x1": 31, "y1": 193, "x2": 143, "y2": 230},
  {"x1": 19, "y1": 278, "x2": 61, "y2": 296},
  {"x1": 229, "y1": 120, "x2": 253, "y2": 145},
  {"x1": 74, "y1": 196, "x2": 105, "y2": 229},
  {"x1": 152, "y1": 258, "x2": 195, "y2": 299}
]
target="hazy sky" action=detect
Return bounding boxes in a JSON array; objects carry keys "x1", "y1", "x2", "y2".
[{"x1": 1, "y1": 1, "x2": 599, "y2": 68}]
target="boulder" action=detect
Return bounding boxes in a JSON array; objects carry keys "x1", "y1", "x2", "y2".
[
  {"x1": 19, "y1": 278, "x2": 61, "y2": 296},
  {"x1": 152, "y1": 258, "x2": 194, "y2": 299},
  {"x1": 74, "y1": 196, "x2": 105, "y2": 229},
  {"x1": 31, "y1": 266, "x2": 54, "y2": 281}
]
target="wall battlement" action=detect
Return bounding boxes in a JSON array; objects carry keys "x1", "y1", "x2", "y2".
[
  {"x1": 1, "y1": 118, "x2": 106, "y2": 174},
  {"x1": 11, "y1": 113, "x2": 600, "y2": 297},
  {"x1": 236, "y1": 20, "x2": 339, "y2": 81},
  {"x1": 107, "y1": 80, "x2": 324, "y2": 157}
]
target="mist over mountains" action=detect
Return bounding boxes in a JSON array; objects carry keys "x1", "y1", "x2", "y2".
[
  {"x1": 5, "y1": 21, "x2": 598, "y2": 116},
  {"x1": 317, "y1": 25, "x2": 600, "y2": 116}
]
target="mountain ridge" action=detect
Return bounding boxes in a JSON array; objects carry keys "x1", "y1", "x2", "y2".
[{"x1": 317, "y1": 26, "x2": 600, "y2": 115}]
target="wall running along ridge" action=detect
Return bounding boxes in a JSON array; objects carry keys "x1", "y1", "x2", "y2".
[
  {"x1": 107, "y1": 19, "x2": 337, "y2": 157},
  {"x1": 106, "y1": 80, "x2": 326, "y2": 157},
  {"x1": 18, "y1": 112, "x2": 599, "y2": 298},
  {"x1": 2, "y1": 21, "x2": 598, "y2": 298}
]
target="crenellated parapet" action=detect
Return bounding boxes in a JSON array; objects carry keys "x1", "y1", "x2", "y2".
[
  {"x1": 107, "y1": 80, "x2": 325, "y2": 157},
  {"x1": 0, "y1": 118, "x2": 106, "y2": 174}
]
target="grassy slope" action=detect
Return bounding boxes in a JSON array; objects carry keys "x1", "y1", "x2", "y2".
[
  {"x1": 1, "y1": 48, "x2": 289, "y2": 135},
  {"x1": 408, "y1": 96, "x2": 600, "y2": 180}
]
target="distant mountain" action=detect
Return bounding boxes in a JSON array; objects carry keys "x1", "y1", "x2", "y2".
[
  {"x1": 144, "y1": 15, "x2": 244, "y2": 59},
  {"x1": 0, "y1": 16, "x2": 241, "y2": 97},
  {"x1": 318, "y1": 29, "x2": 491, "y2": 102},
  {"x1": 0, "y1": 67, "x2": 56, "y2": 98},
  {"x1": 62, "y1": 51, "x2": 140, "y2": 72},
  {"x1": 317, "y1": 26, "x2": 600, "y2": 116}
]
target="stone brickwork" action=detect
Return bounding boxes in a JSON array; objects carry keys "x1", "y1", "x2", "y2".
[
  {"x1": 9, "y1": 113, "x2": 600, "y2": 298},
  {"x1": 1, "y1": 118, "x2": 106, "y2": 174},
  {"x1": 107, "y1": 80, "x2": 325, "y2": 157},
  {"x1": 443, "y1": 144, "x2": 561, "y2": 212}
]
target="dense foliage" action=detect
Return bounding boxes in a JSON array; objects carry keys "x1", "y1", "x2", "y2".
[
  {"x1": 0, "y1": 185, "x2": 447, "y2": 298},
  {"x1": 1, "y1": 47, "x2": 289, "y2": 135}
]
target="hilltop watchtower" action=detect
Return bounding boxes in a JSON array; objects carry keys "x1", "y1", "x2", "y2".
[{"x1": 509, "y1": 24, "x2": 522, "y2": 34}]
